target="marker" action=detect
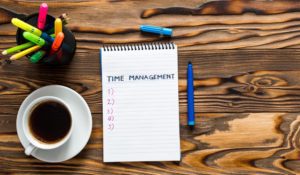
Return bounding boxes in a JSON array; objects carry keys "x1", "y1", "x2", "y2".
[
  {"x1": 23, "y1": 32, "x2": 47, "y2": 46},
  {"x1": 30, "y1": 50, "x2": 46, "y2": 63},
  {"x1": 187, "y1": 62, "x2": 195, "y2": 128},
  {"x1": 140, "y1": 25, "x2": 173, "y2": 37},
  {"x1": 40, "y1": 32, "x2": 54, "y2": 43},
  {"x1": 45, "y1": 13, "x2": 69, "y2": 34},
  {"x1": 51, "y1": 32, "x2": 64, "y2": 53},
  {"x1": 11, "y1": 18, "x2": 54, "y2": 43},
  {"x1": 11, "y1": 18, "x2": 42, "y2": 36},
  {"x1": 54, "y1": 18, "x2": 62, "y2": 36},
  {"x1": 11, "y1": 18, "x2": 71, "y2": 52},
  {"x1": 10, "y1": 45, "x2": 41, "y2": 60},
  {"x1": 2, "y1": 42, "x2": 35, "y2": 55},
  {"x1": 37, "y1": 3, "x2": 48, "y2": 30}
]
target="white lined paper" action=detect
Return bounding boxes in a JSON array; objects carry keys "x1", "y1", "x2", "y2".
[{"x1": 100, "y1": 43, "x2": 180, "y2": 162}]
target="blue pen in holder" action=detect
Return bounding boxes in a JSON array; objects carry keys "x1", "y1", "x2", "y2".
[{"x1": 16, "y1": 13, "x2": 76, "y2": 65}]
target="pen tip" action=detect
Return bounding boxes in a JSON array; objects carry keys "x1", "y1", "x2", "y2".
[
  {"x1": 9, "y1": 56, "x2": 16, "y2": 61},
  {"x1": 2, "y1": 51, "x2": 7, "y2": 55},
  {"x1": 59, "y1": 13, "x2": 70, "y2": 24}
]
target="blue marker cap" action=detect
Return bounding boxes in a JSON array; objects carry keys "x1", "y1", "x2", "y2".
[
  {"x1": 140, "y1": 25, "x2": 173, "y2": 37},
  {"x1": 41, "y1": 32, "x2": 54, "y2": 43}
]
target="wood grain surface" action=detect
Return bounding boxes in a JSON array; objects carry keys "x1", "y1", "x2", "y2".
[{"x1": 1, "y1": 0, "x2": 300, "y2": 174}]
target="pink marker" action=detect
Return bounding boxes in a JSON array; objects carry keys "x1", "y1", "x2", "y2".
[{"x1": 37, "y1": 3, "x2": 48, "y2": 30}]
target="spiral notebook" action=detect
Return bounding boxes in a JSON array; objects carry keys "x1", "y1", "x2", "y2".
[{"x1": 100, "y1": 43, "x2": 180, "y2": 162}]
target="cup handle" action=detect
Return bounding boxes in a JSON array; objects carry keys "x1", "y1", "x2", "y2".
[{"x1": 25, "y1": 144, "x2": 37, "y2": 156}]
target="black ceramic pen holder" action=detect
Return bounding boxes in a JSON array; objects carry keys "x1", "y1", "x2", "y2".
[{"x1": 16, "y1": 13, "x2": 76, "y2": 65}]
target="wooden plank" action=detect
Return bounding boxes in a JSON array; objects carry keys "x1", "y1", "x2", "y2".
[
  {"x1": 0, "y1": 0, "x2": 300, "y2": 50},
  {"x1": 0, "y1": 113, "x2": 299, "y2": 174},
  {"x1": 1, "y1": 49, "x2": 300, "y2": 121}
]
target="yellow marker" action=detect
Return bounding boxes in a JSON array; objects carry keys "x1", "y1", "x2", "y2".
[
  {"x1": 10, "y1": 45, "x2": 41, "y2": 60},
  {"x1": 54, "y1": 18, "x2": 62, "y2": 36},
  {"x1": 11, "y1": 18, "x2": 42, "y2": 36}
]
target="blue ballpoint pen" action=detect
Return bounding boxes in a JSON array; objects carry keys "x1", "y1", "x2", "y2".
[{"x1": 187, "y1": 62, "x2": 195, "y2": 128}]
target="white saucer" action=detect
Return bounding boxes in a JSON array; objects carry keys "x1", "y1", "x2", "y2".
[{"x1": 17, "y1": 85, "x2": 93, "y2": 162}]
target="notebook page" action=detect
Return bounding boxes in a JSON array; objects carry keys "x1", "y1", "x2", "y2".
[{"x1": 101, "y1": 44, "x2": 180, "y2": 162}]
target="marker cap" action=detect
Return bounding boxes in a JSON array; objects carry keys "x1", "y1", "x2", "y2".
[
  {"x1": 140, "y1": 25, "x2": 173, "y2": 36},
  {"x1": 162, "y1": 28, "x2": 173, "y2": 36}
]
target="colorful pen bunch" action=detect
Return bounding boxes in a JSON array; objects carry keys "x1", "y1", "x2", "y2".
[{"x1": 2, "y1": 3, "x2": 66, "y2": 63}]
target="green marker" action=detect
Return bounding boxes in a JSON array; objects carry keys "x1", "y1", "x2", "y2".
[
  {"x1": 30, "y1": 50, "x2": 46, "y2": 63},
  {"x1": 23, "y1": 32, "x2": 47, "y2": 46},
  {"x1": 2, "y1": 42, "x2": 35, "y2": 55}
]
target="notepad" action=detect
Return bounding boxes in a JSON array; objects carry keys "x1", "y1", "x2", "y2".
[{"x1": 100, "y1": 43, "x2": 180, "y2": 162}]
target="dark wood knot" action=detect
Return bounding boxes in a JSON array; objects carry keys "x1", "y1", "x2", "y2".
[{"x1": 251, "y1": 76, "x2": 287, "y2": 87}]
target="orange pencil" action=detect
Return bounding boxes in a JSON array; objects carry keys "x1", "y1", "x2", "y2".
[{"x1": 51, "y1": 32, "x2": 64, "y2": 54}]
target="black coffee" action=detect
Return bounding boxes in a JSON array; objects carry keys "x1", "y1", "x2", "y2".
[{"x1": 29, "y1": 101, "x2": 71, "y2": 144}]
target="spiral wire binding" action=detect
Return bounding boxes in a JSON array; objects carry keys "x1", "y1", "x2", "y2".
[{"x1": 103, "y1": 42, "x2": 175, "y2": 51}]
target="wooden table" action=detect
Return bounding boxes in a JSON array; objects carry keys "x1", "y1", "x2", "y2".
[{"x1": 1, "y1": 0, "x2": 300, "y2": 174}]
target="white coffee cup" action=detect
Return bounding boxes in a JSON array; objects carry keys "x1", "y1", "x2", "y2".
[{"x1": 22, "y1": 96, "x2": 73, "y2": 156}]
